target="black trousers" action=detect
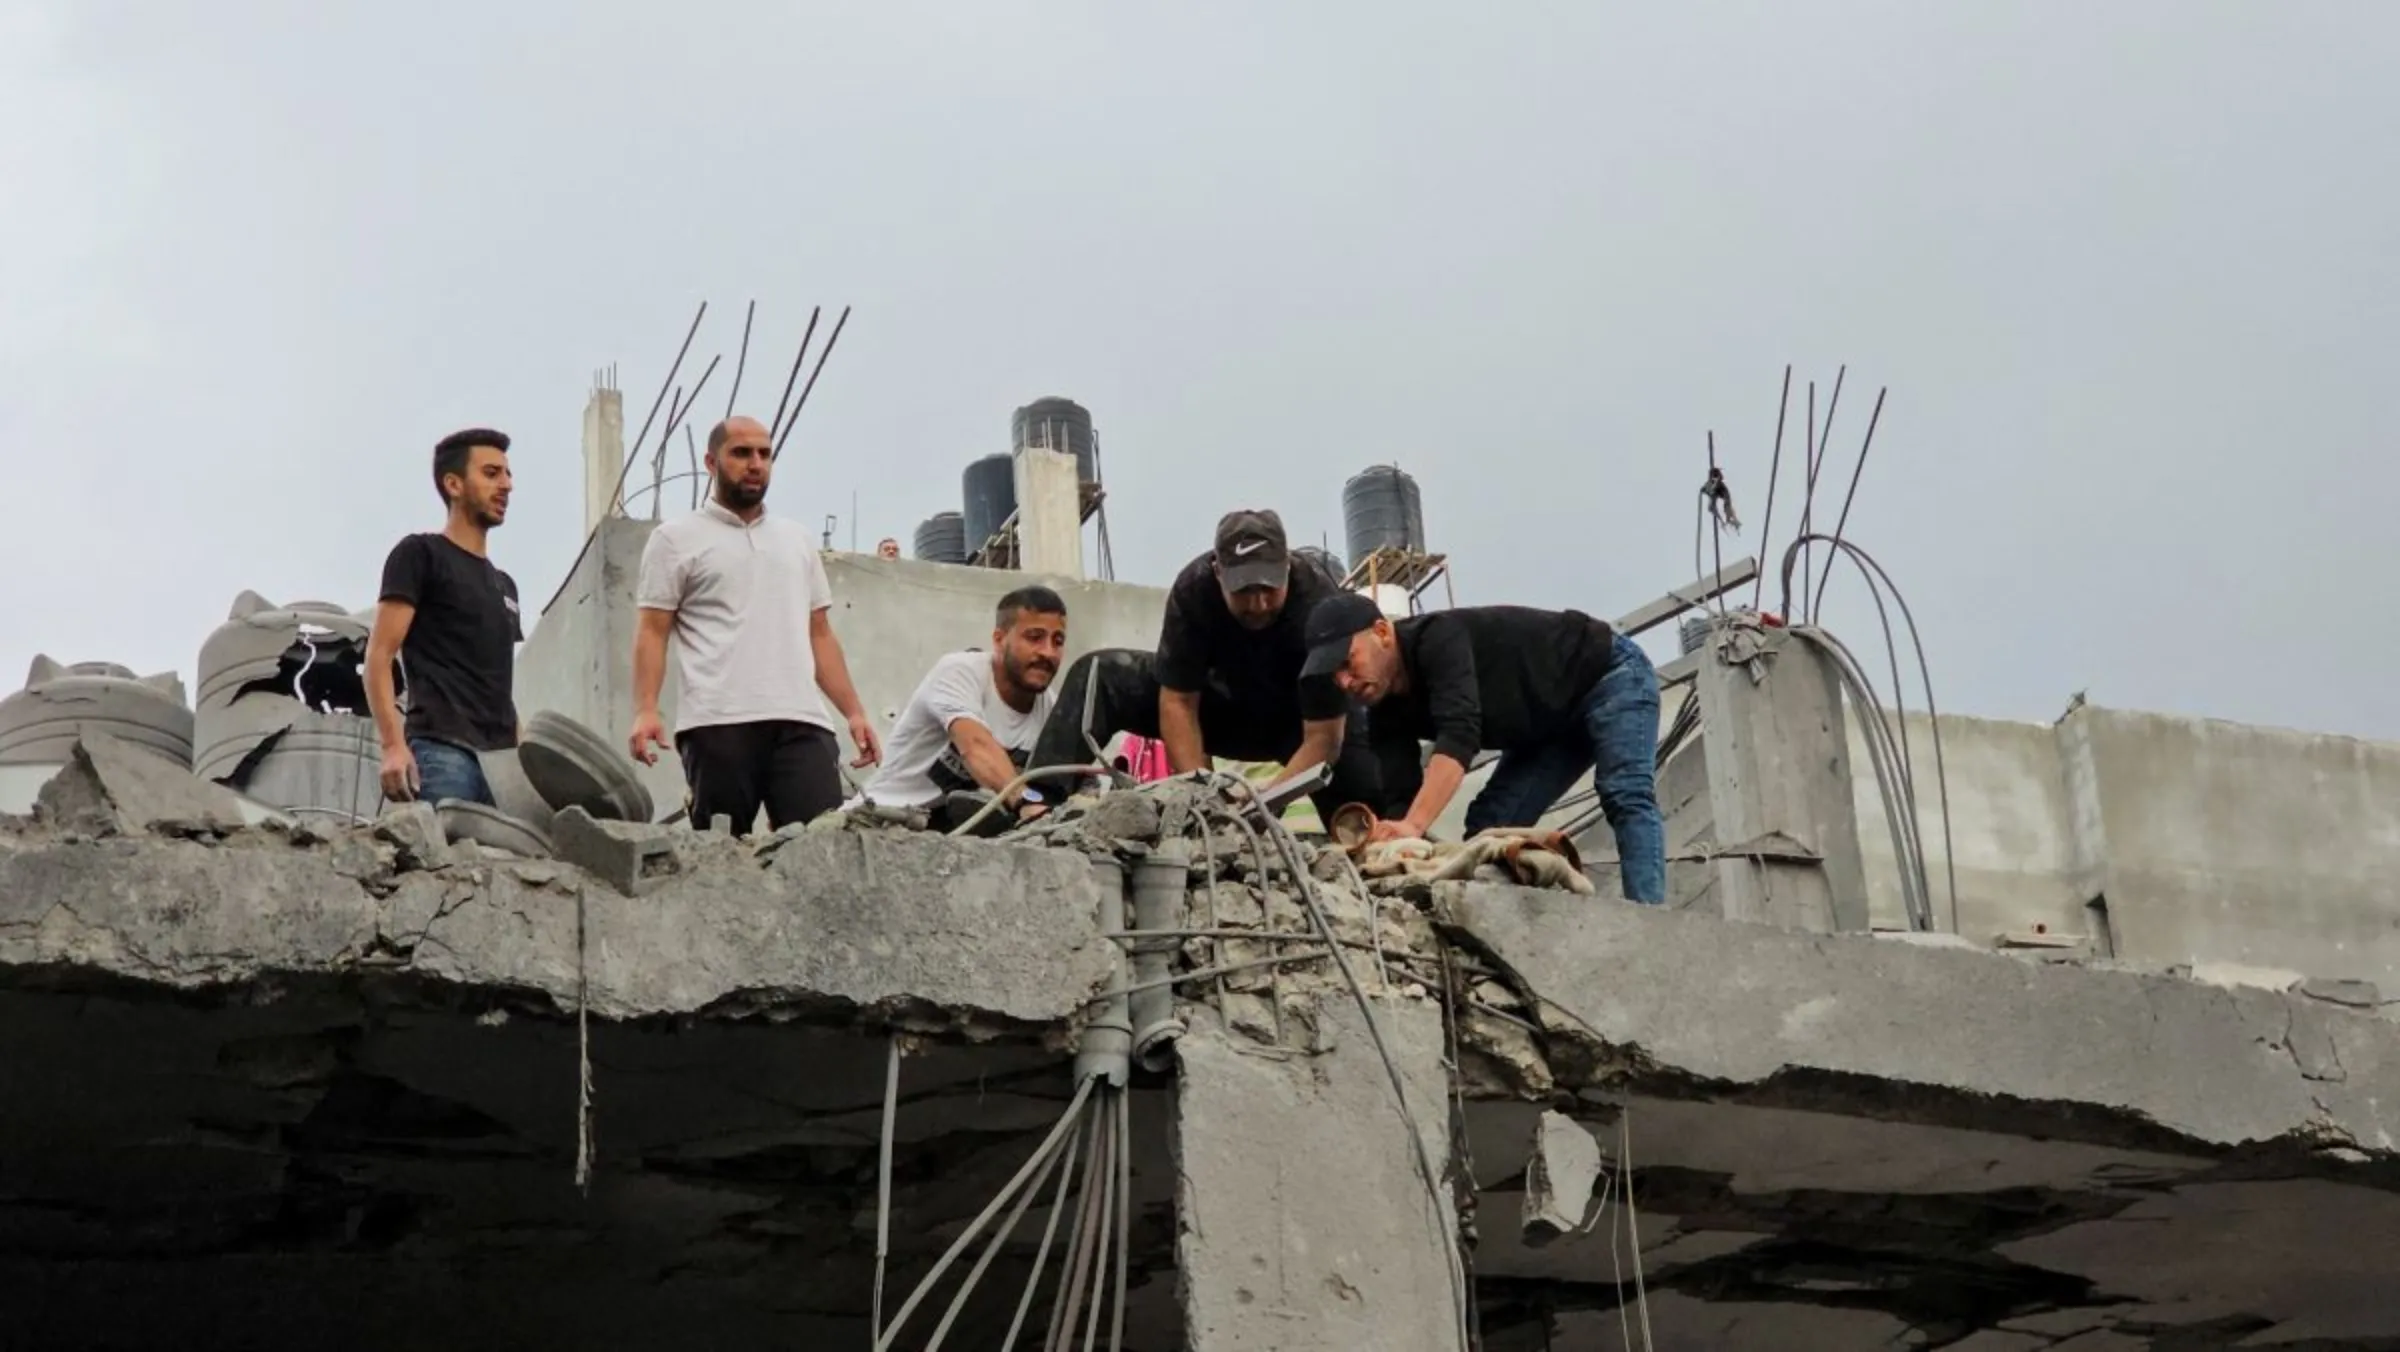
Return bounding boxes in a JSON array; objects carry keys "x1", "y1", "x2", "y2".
[
  {"x1": 677, "y1": 720, "x2": 842, "y2": 838},
  {"x1": 1027, "y1": 647, "x2": 1393, "y2": 823}
]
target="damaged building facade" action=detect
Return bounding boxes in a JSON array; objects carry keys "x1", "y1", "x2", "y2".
[{"x1": 5, "y1": 455, "x2": 2400, "y2": 1349}]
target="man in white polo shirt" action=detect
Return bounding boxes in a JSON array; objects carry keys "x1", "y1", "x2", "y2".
[
  {"x1": 854, "y1": 584, "x2": 1066, "y2": 831},
  {"x1": 627, "y1": 414, "x2": 881, "y2": 835}
]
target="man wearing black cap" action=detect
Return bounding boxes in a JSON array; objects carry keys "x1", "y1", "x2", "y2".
[
  {"x1": 1028, "y1": 508, "x2": 1382, "y2": 821},
  {"x1": 1300, "y1": 593, "x2": 1667, "y2": 904}
]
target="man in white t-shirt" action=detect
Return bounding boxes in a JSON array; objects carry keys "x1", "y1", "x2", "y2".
[
  {"x1": 855, "y1": 585, "x2": 1067, "y2": 830},
  {"x1": 627, "y1": 415, "x2": 882, "y2": 836}
]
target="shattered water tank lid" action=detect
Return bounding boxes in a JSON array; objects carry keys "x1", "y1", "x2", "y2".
[
  {"x1": 436, "y1": 799, "x2": 555, "y2": 859},
  {"x1": 0, "y1": 654, "x2": 195, "y2": 769},
  {"x1": 519, "y1": 710, "x2": 654, "y2": 823}
]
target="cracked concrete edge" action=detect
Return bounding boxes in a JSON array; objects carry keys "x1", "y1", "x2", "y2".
[
  {"x1": 1437, "y1": 882, "x2": 2400, "y2": 1162},
  {"x1": 0, "y1": 825, "x2": 1117, "y2": 1033}
]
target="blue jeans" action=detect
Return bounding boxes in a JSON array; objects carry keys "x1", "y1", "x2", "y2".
[
  {"x1": 1462, "y1": 633, "x2": 1666, "y2": 904},
  {"x1": 409, "y1": 737, "x2": 495, "y2": 808}
]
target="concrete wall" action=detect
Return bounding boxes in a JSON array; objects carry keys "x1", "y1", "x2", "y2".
[
  {"x1": 2066, "y1": 705, "x2": 2400, "y2": 989},
  {"x1": 516, "y1": 516, "x2": 1170, "y2": 814},
  {"x1": 1844, "y1": 703, "x2": 2400, "y2": 991},
  {"x1": 1847, "y1": 709, "x2": 2088, "y2": 945}
]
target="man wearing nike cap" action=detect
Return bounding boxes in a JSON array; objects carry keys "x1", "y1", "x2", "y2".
[
  {"x1": 1299, "y1": 591, "x2": 1666, "y2": 904},
  {"x1": 1028, "y1": 508, "x2": 1381, "y2": 822}
]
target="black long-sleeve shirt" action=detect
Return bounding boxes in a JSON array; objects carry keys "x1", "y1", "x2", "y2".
[
  {"x1": 1368, "y1": 605, "x2": 1619, "y2": 767},
  {"x1": 1154, "y1": 550, "x2": 1349, "y2": 730}
]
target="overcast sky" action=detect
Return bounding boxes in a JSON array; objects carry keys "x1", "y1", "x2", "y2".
[{"x1": 4, "y1": 0, "x2": 2394, "y2": 739}]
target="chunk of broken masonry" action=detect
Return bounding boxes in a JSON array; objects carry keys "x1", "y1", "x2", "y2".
[
  {"x1": 34, "y1": 731, "x2": 251, "y2": 839},
  {"x1": 551, "y1": 806, "x2": 682, "y2": 896},
  {"x1": 1520, "y1": 1109, "x2": 1604, "y2": 1247},
  {"x1": 371, "y1": 801, "x2": 452, "y2": 871}
]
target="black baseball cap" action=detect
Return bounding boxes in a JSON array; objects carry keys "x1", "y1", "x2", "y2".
[
  {"x1": 1301, "y1": 591, "x2": 1383, "y2": 678},
  {"x1": 1213, "y1": 509, "x2": 1291, "y2": 592}
]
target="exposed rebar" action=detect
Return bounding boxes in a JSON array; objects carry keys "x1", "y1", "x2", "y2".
[
  {"x1": 777, "y1": 303, "x2": 852, "y2": 454},
  {"x1": 725, "y1": 299, "x2": 755, "y2": 419},
  {"x1": 1750, "y1": 365, "x2": 1794, "y2": 613},
  {"x1": 767, "y1": 305, "x2": 822, "y2": 437},
  {"x1": 608, "y1": 301, "x2": 707, "y2": 516}
]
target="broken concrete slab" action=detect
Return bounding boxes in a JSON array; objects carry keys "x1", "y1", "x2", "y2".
[
  {"x1": 34, "y1": 731, "x2": 252, "y2": 839},
  {"x1": 1520, "y1": 1109, "x2": 1603, "y2": 1246},
  {"x1": 0, "y1": 823, "x2": 1117, "y2": 1027},
  {"x1": 1175, "y1": 998, "x2": 1461, "y2": 1352},
  {"x1": 372, "y1": 801, "x2": 452, "y2": 870},
  {"x1": 1441, "y1": 882, "x2": 2400, "y2": 1159}
]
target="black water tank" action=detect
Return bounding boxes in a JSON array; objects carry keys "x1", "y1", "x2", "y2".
[
  {"x1": 1293, "y1": 545, "x2": 1346, "y2": 584},
  {"x1": 1341, "y1": 465, "x2": 1426, "y2": 566},
  {"x1": 913, "y1": 511, "x2": 968, "y2": 564},
  {"x1": 961, "y1": 454, "x2": 1018, "y2": 560},
  {"x1": 1011, "y1": 397, "x2": 1098, "y2": 485}
]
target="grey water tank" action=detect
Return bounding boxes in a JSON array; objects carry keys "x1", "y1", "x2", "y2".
[
  {"x1": 913, "y1": 511, "x2": 968, "y2": 564},
  {"x1": 193, "y1": 591, "x2": 384, "y2": 822},
  {"x1": 1341, "y1": 465, "x2": 1427, "y2": 565},
  {"x1": 1679, "y1": 615, "x2": 1712, "y2": 655},
  {"x1": 1011, "y1": 396, "x2": 1098, "y2": 485},
  {"x1": 0, "y1": 655, "x2": 194, "y2": 768},
  {"x1": 1293, "y1": 545, "x2": 1347, "y2": 584},
  {"x1": 961, "y1": 453, "x2": 1018, "y2": 561}
]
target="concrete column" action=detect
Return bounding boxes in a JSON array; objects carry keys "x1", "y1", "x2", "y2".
[
  {"x1": 581, "y1": 385, "x2": 626, "y2": 536},
  {"x1": 1692, "y1": 620, "x2": 1872, "y2": 931},
  {"x1": 1174, "y1": 996, "x2": 1462, "y2": 1352},
  {"x1": 1013, "y1": 445, "x2": 1084, "y2": 579}
]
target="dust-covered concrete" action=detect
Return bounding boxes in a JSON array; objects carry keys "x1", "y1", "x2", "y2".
[
  {"x1": 12, "y1": 743, "x2": 2400, "y2": 1349},
  {"x1": 0, "y1": 739, "x2": 1118, "y2": 1029}
]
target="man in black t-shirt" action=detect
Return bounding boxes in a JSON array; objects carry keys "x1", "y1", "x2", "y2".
[
  {"x1": 1300, "y1": 592, "x2": 1666, "y2": 904},
  {"x1": 365, "y1": 428, "x2": 525, "y2": 808},
  {"x1": 1028, "y1": 508, "x2": 1384, "y2": 822}
]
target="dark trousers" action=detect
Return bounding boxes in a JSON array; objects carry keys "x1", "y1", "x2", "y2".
[
  {"x1": 676, "y1": 720, "x2": 842, "y2": 838},
  {"x1": 1029, "y1": 647, "x2": 1390, "y2": 823}
]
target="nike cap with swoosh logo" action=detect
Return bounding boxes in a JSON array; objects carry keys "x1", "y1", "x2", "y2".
[{"x1": 1212, "y1": 508, "x2": 1291, "y2": 592}]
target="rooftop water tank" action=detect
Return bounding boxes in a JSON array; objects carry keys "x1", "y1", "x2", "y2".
[
  {"x1": 913, "y1": 511, "x2": 969, "y2": 564},
  {"x1": 1679, "y1": 615, "x2": 1712, "y2": 655},
  {"x1": 961, "y1": 453, "x2": 1018, "y2": 563},
  {"x1": 1341, "y1": 465, "x2": 1427, "y2": 567},
  {"x1": 193, "y1": 591, "x2": 383, "y2": 823},
  {"x1": 1011, "y1": 397, "x2": 1098, "y2": 485},
  {"x1": 0, "y1": 656, "x2": 195, "y2": 769},
  {"x1": 1292, "y1": 545, "x2": 1347, "y2": 585}
]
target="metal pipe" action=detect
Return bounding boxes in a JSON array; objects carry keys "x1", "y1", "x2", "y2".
[
  {"x1": 1075, "y1": 855, "x2": 1132, "y2": 1089},
  {"x1": 1129, "y1": 843, "x2": 1188, "y2": 1071}
]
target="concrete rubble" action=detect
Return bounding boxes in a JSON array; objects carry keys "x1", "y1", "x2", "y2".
[{"x1": 6, "y1": 739, "x2": 2400, "y2": 1347}]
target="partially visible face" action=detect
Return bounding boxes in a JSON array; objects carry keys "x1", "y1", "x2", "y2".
[
  {"x1": 709, "y1": 418, "x2": 775, "y2": 511},
  {"x1": 1330, "y1": 623, "x2": 1400, "y2": 705},
  {"x1": 996, "y1": 609, "x2": 1068, "y2": 692},
  {"x1": 1214, "y1": 565, "x2": 1289, "y2": 631},
  {"x1": 446, "y1": 446, "x2": 513, "y2": 528},
  {"x1": 876, "y1": 538, "x2": 900, "y2": 560}
]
